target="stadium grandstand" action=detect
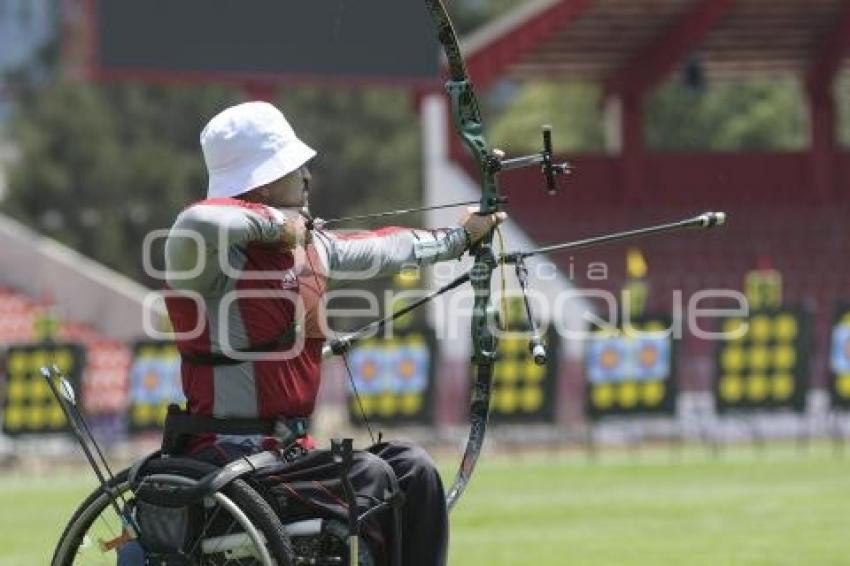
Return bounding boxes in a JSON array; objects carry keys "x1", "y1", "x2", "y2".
[{"x1": 426, "y1": 0, "x2": 850, "y2": 429}]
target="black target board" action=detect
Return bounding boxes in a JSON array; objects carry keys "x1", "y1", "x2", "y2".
[
  {"x1": 584, "y1": 316, "x2": 677, "y2": 420},
  {"x1": 347, "y1": 327, "x2": 437, "y2": 426},
  {"x1": 828, "y1": 304, "x2": 850, "y2": 410},
  {"x1": 489, "y1": 324, "x2": 560, "y2": 424},
  {"x1": 2, "y1": 343, "x2": 86, "y2": 436},
  {"x1": 714, "y1": 308, "x2": 811, "y2": 414},
  {"x1": 90, "y1": 0, "x2": 440, "y2": 85}
]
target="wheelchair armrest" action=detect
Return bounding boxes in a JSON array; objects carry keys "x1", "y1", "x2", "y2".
[{"x1": 135, "y1": 451, "x2": 280, "y2": 508}]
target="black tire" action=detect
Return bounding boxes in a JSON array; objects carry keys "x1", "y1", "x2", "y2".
[{"x1": 52, "y1": 457, "x2": 295, "y2": 566}]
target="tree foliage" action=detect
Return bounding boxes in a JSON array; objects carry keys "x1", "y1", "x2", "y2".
[
  {"x1": 3, "y1": 80, "x2": 422, "y2": 285},
  {"x1": 486, "y1": 82, "x2": 605, "y2": 154},
  {"x1": 4, "y1": 81, "x2": 241, "y2": 284},
  {"x1": 645, "y1": 78, "x2": 807, "y2": 151},
  {"x1": 486, "y1": 76, "x2": 809, "y2": 154},
  {"x1": 274, "y1": 87, "x2": 421, "y2": 226}
]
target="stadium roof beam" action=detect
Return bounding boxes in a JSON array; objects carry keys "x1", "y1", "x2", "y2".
[
  {"x1": 441, "y1": 0, "x2": 850, "y2": 201},
  {"x1": 460, "y1": 0, "x2": 594, "y2": 93},
  {"x1": 603, "y1": 0, "x2": 735, "y2": 199},
  {"x1": 805, "y1": 2, "x2": 850, "y2": 97},
  {"x1": 604, "y1": 0, "x2": 735, "y2": 96},
  {"x1": 804, "y1": 3, "x2": 850, "y2": 199}
]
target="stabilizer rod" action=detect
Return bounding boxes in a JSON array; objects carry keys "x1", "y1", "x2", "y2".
[
  {"x1": 502, "y1": 211, "x2": 726, "y2": 264},
  {"x1": 322, "y1": 211, "x2": 727, "y2": 359}
]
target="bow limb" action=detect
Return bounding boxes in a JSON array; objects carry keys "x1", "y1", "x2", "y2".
[{"x1": 424, "y1": 0, "x2": 502, "y2": 512}]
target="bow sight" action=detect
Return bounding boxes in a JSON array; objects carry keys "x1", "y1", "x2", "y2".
[
  {"x1": 310, "y1": 125, "x2": 569, "y2": 228},
  {"x1": 488, "y1": 125, "x2": 571, "y2": 196},
  {"x1": 479, "y1": 124, "x2": 571, "y2": 367}
]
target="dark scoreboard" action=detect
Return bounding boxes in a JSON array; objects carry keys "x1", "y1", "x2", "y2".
[{"x1": 91, "y1": 0, "x2": 440, "y2": 84}]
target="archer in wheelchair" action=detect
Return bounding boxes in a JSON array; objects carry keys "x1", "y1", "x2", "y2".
[
  {"x1": 49, "y1": 385, "x2": 402, "y2": 566},
  {"x1": 50, "y1": 101, "x2": 506, "y2": 565}
]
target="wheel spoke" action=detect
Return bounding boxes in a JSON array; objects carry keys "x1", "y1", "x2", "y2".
[
  {"x1": 55, "y1": 462, "x2": 290, "y2": 566},
  {"x1": 72, "y1": 490, "x2": 126, "y2": 565}
]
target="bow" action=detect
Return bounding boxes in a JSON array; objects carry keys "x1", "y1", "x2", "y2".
[
  {"x1": 423, "y1": 1, "x2": 572, "y2": 509},
  {"x1": 317, "y1": 2, "x2": 726, "y2": 513},
  {"x1": 322, "y1": 208, "x2": 729, "y2": 509},
  {"x1": 319, "y1": 1, "x2": 569, "y2": 512},
  {"x1": 422, "y1": 0, "x2": 501, "y2": 511}
]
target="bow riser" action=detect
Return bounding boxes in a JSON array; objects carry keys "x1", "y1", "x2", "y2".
[{"x1": 424, "y1": 0, "x2": 501, "y2": 512}]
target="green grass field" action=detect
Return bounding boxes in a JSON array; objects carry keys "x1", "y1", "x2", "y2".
[{"x1": 1, "y1": 442, "x2": 848, "y2": 565}]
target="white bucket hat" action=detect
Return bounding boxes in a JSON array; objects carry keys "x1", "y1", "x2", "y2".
[{"x1": 201, "y1": 101, "x2": 316, "y2": 199}]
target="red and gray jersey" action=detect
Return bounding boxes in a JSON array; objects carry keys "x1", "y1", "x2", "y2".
[{"x1": 163, "y1": 197, "x2": 467, "y2": 427}]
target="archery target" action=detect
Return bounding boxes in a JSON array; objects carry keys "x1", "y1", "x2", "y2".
[
  {"x1": 584, "y1": 316, "x2": 676, "y2": 419},
  {"x1": 347, "y1": 328, "x2": 436, "y2": 425},
  {"x1": 714, "y1": 308, "x2": 810, "y2": 414},
  {"x1": 2, "y1": 343, "x2": 85, "y2": 436},
  {"x1": 127, "y1": 341, "x2": 184, "y2": 432},
  {"x1": 82, "y1": 343, "x2": 131, "y2": 415},
  {"x1": 634, "y1": 336, "x2": 670, "y2": 381},
  {"x1": 829, "y1": 307, "x2": 850, "y2": 409},
  {"x1": 488, "y1": 320, "x2": 559, "y2": 424},
  {"x1": 587, "y1": 336, "x2": 627, "y2": 384}
]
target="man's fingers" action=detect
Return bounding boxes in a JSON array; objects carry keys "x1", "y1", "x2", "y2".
[{"x1": 458, "y1": 207, "x2": 508, "y2": 245}]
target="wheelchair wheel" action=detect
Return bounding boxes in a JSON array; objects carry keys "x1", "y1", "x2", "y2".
[{"x1": 52, "y1": 457, "x2": 295, "y2": 565}]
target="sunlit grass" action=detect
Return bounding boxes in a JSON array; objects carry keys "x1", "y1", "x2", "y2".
[{"x1": 1, "y1": 442, "x2": 847, "y2": 565}]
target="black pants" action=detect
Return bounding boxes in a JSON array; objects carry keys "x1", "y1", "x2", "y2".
[
  {"x1": 369, "y1": 442, "x2": 448, "y2": 566},
  {"x1": 195, "y1": 441, "x2": 448, "y2": 566}
]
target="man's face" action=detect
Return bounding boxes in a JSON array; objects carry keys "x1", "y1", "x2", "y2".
[{"x1": 265, "y1": 166, "x2": 312, "y2": 209}]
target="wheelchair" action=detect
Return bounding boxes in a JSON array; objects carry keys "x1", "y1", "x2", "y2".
[{"x1": 50, "y1": 400, "x2": 399, "y2": 566}]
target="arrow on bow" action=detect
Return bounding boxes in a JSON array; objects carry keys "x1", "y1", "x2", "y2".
[
  {"x1": 322, "y1": 212, "x2": 726, "y2": 509},
  {"x1": 311, "y1": 198, "x2": 505, "y2": 228},
  {"x1": 323, "y1": 211, "x2": 728, "y2": 361}
]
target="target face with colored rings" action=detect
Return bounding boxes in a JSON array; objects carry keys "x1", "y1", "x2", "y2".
[
  {"x1": 584, "y1": 316, "x2": 676, "y2": 419},
  {"x1": 347, "y1": 328, "x2": 436, "y2": 425}
]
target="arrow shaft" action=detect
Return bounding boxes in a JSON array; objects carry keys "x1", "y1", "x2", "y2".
[
  {"x1": 322, "y1": 271, "x2": 471, "y2": 358},
  {"x1": 504, "y1": 212, "x2": 725, "y2": 263},
  {"x1": 320, "y1": 200, "x2": 480, "y2": 227}
]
